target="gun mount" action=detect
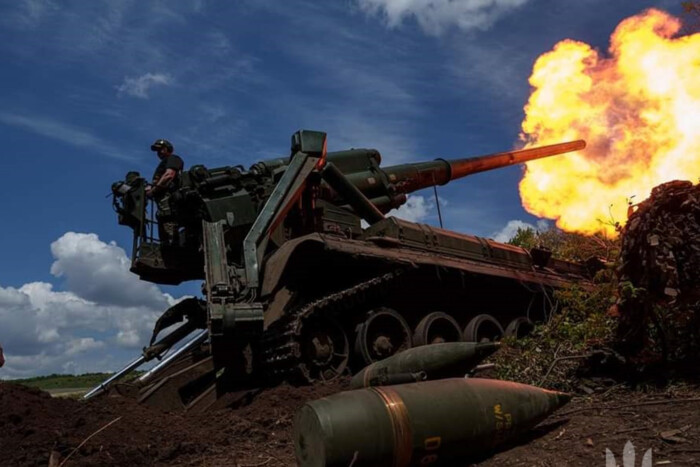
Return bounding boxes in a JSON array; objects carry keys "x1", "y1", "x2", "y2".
[{"x1": 95, "y1": 130, "x2": 589, "y2": 411}]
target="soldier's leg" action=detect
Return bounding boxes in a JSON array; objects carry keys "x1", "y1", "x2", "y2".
[
  {"x1": 156, "y1": 195, "x2": 178, "y2": 246},
  {"x1": 161, "y1": 221, "x2": 179, "y2": 246}
]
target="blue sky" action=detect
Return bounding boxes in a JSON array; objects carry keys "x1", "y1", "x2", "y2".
[{"x1": 0, "y1": 0, "x2": 682, "y2": 377}]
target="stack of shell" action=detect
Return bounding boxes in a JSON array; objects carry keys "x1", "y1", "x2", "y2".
[
  {"x1": 293, "y1": 342, "x2": 573, "y2": 466},
  {"x1": 616, "y1": 179, "x2": 700, "y2": 363}
]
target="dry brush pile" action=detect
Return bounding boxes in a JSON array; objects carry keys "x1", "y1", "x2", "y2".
[{"x1": 616, "y1": 180, "x2": 700, "y2": 365}]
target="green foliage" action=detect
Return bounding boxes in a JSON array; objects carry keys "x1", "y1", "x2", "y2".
[
  {"x1": 496, "y1": 226, "x2": 621, "y2": 391},
  {"x1": 508, "y1": 226, "x2": 620, "y2": 262},
  {"x1": 493, "y1": 278, "x2": 618, "y2": 392},
  {"x1": 617, "y1": 280, "x2": 646, "y2": 302},
  {"x1": 507, "y1": 227, "x2": 537, "y2": 250},
  {"x1": 11, "y1": 372, "x2": 142, "y2": 390}
]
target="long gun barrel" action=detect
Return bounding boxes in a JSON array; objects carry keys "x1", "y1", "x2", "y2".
[
  {"x1": 111, "y1": 134, "x2": 587, "y2": 285},
  {"x1": 382, "y1": 139, "x2": 585, "y2": 195}
]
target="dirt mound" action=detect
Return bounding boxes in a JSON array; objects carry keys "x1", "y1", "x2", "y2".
[
  {"x1": 0, "y1": 379, "x2": 348, "y2": 466},
  {"x1": 1, "y1": 383, "x2": 80, "y2": 466},
  {"x1": 3, "y1": 379, "x2": 700, "y2": 466},
  {"x1": 479, "y1": 384, "x2": 700, "y2": 466}
]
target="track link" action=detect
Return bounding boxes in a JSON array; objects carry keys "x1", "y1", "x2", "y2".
[{"x1": 261, "y1": 270, "x2": 403, "y2": 383}]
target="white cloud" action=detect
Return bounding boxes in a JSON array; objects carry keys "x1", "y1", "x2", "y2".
[
  {"x1": 490, "y1": 219, "x2": 549, "y2": 242},
  {"x1": 116, "y1": 329, "x2": 141, "y2": 347},
  {"x1": 10, "y1": 0, "x2": 58, "y2": 28},
  {"x1": 446, "y1": 39, "x2": 533, "y2": 102},
  {"x1": 0, "y1": 232, "x2": 186, "y2": 379},
  {"x1": 206, "y1": 30, "x2": 232, "y2": 56},
  {"x1": 1, "y1": 1, "x2": 422, "y2": 169},
  {"x1": 357, "y1": 0, "x2": 530, "y2": 35},
  {"x1": 389, "y1": 195, "x2": 433, "y2": 222},
  {"x1": 0, "y1": 112, "x2": 131, "y2": 160},
  {"x1": 116, "y1": 72, "x2": 173, "y2": 98},
  {"x1": 247, "y1": 2, "x2": 423, "y2": 167},
  {"x1": 49, "y1": 232, "x2": 172, "y2": 309},
  {"x1": 65, "y1": 337, "x2": 104, "y2": 356}
]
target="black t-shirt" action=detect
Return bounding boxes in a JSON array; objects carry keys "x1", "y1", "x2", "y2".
[{"x1": 152, "y1": 154, "x2": 184, "y2": 186}]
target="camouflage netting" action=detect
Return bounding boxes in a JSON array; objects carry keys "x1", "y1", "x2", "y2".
[{"x1": 616, "y1": 180, "x2": 700, "y2": 363}]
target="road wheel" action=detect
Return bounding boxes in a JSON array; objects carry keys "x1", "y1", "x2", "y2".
[
  {"x1": 413, "y1": 312, "x2": 463, "y2": 346},
  {"x1": 504, "y1": 317, "x2": 535, "y2": 339},
  {"x1": 354, "y1": 307, "x2": 412, "y2": 366},
  {"x1": 463, "y1": 314, "x2": 504, "y2": 343},
  {"x1": 298, "y1": 315, "x2": 349, "y2": 382}
]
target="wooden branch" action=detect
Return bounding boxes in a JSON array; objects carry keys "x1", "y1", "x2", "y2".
[{"x1": 538, "y1": 354, "x2": 588, "y2": 386}]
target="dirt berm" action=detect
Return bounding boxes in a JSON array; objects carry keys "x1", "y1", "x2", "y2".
[{"x1": 2, "y1": 380, "x2": 700, "y2": 466}]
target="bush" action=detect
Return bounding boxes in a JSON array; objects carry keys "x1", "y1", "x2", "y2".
[{"x1": 493, "y1": 228, "x2": 619, "y2": 391}]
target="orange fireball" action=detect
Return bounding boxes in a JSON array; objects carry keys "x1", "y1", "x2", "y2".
[{"x1": 519, "y1": 8, "x2": 700, "y2": 236}]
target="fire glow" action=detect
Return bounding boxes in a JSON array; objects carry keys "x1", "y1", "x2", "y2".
[{"x1": 519, "y1": 9, "x2": 700, "y2": 236}]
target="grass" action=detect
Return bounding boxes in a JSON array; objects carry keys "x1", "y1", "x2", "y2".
[
  {"x1": 9, "y1": 372, "x2": 143, "y2": 391},
  {"x1": 9, "y1": 373, "x2": 115, "y2": 390}
]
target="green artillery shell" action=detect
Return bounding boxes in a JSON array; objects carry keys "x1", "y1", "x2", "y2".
[
  {"x1": 350, "y1": 342, "x2": 500, "y2": 389},
  {"x1": 294, "y1": 378, "x2": 571, "y2": 467}
]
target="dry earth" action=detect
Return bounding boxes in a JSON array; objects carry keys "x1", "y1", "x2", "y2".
[{"x1": 1, "y1": 379, "x2": 699, "y2": 466}]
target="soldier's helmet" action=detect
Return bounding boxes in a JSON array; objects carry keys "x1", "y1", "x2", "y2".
[{"x1": 150, "y1": 139, "x2": 174, "y2": 152}]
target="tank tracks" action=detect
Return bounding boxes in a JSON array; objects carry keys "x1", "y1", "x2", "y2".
[{"x1": 261, "y1": 270, "x2": 404, "y2": 384}]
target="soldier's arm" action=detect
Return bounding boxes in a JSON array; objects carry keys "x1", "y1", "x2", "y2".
[
  {"x1": 155, "y1": 168, "x2": 177, "y2": 187},
  {"x1": 147, "y1": 169, "x2": 177, "y2": 197}
]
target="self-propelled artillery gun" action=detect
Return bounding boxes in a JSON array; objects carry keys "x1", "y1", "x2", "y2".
[{"x1": 86, "y1": 130, "x2": 591, "y2": 410}]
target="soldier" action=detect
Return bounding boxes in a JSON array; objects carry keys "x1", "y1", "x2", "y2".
[{"x1": 146, "y1": 139, "x2": 184, "y2": 246}]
